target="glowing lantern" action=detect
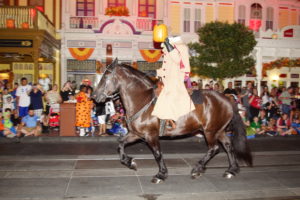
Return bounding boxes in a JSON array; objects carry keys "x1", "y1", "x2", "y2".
[
  {"x1": 22, "y1": 22, "x2": 29, "y2": 29},
  {"x1": 6, "y1": 19, "x2": 15, "y2": 28},
  {"x1": 153, "y1": 24, "x2": 168, "y2": 43}
]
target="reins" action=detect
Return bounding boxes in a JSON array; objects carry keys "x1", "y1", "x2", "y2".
[
  {"x1": 103, "y1": 63, "x2": 158, "y2": 135},
  {"x1": 126, "y1": 96, "x2": 157, "y2": 124}
]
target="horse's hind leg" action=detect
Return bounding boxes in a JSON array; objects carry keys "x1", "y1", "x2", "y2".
[
  {"x1": 219, "y1": 133, "x2": 240, "y2": 179},
  {"x1": 146, "y1": 136, "x2": 168, "y2": 184},
  {"x1": 191, "y1": 141, "x2": 220, "y2": 179},
  {"x1": 118, "y1": 133, "x2": 140, "y2": 170}
]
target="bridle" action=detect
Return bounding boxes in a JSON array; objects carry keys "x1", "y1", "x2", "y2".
[{"x1": 101, "y1": 66, "x2": 119, "y2": 99}]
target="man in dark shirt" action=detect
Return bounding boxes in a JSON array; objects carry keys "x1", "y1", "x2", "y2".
[
  {"x1": 223, "y1": 82, "x2": 237, "y2": 97},
  {"x1": 29, "y1": 84, "x2": 44, "y2": 119}
]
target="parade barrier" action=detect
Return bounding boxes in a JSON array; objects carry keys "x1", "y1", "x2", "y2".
[{"x1": 60, "y1": 103, "x2": 76, "y2": 136}]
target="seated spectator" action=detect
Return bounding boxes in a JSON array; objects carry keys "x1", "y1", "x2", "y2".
[
  {"x1": 250, "y1": 116, "x2": 264, "y2": 135},
  {"x1": 239, "y1": 109, "x2": 254, "y2": 138},
  {"x1": 2, "y1": 109, "x2": 17, "y2": 138},
  {"x1": 291, "y1": 118, "x2": 300, "y2": 135},
  {"x1": 277, "y1": 113, "x2": 292, "y2": 136},
  {"x1": 10, "y1": 109, "x2": 21, "y2": 128},
  {"x1": 40, "y1": 112, "x2": 49, "y2": 134},
  {"x1": 19, "y1": 109, "x2": 41, "y2": 136},
  {"x1": 264, "y1": 118, "x2": 277, "y2": 136}
]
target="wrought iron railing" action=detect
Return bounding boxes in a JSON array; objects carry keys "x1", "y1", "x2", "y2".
[{"x1": 0, "y1": 6, "x2": 56, "y2": 38}]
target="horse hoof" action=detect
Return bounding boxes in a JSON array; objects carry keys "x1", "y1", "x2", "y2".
[
  {"x1": 130, "y1": 159, "x2": 137, "y2": 171},
  {"x1": 191, "y1": 172, "x2": 203, "y2": 179},
  {"x1": 151, "y1": 177, "x2": 163, "y2": 184},
  {"x1": 223, "y1": 172, "x2": 235, "y2": 179}
]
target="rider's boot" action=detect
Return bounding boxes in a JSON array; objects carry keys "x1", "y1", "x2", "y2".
[{"x1": 166, "y1": 120, "x2": 176, "y2": 129}]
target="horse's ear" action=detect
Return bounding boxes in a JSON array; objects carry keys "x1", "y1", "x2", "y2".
[{"x1": 106, "y1": 58, "x2": 118, "y2": 69}]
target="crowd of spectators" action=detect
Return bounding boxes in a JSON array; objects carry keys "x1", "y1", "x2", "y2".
[
  {"x1": 0, "y1": 78, "x2": 127, "y2": 138},
  {"x1": 216, "y1": 81, "x2": 300, "y2": 138},
  {"x1": 0, "y1": 77, "x2": 299, "y2": 138}
]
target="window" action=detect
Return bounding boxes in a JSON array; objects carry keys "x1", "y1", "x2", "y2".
[
  {"x1": 76, "y1": 0, "x2": 95, "y2": 16},
  {"x1": 108, "y1": 0, "x2": 126, "y2": 7},
  {"x1": 28, "y1": 0, "x2": 44, "y2": 12},
  {"x1": 183, "y1": 8, "x2": 191, "y2": 32},
  {"x1": 194, "y1": 8, "x2": 201, "y2": 32},
  {"x1": 238, "y1": 5, "x2": 246, "y2": 25},
  {"x1": 0, "y1": 0, "x2": 12, "y2": 6},
  {"x1": 266, "y1": 7, "x2": 274, "y2": 30},
  {"x1": 138, "y1": 0, "x2": 156, "y2": 18},
  {"x1": 251, "y1": 3, "x2": 262, "y2": 19}
]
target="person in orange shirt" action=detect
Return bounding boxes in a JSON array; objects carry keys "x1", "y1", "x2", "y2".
[{"x1": 76, "y1": 85, "x2": 93, "y2": 136}]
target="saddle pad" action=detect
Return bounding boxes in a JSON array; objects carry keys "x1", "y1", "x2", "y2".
[{"x1": 191, "y1": 89, "x2": 204, "y2": 105}]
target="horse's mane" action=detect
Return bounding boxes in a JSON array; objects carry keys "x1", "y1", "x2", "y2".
[{"x1": 118, "y1": 63, "x2": 155, "y2": 89}]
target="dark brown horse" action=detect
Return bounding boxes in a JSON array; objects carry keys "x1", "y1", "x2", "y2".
[{"x1": 94, "y1": 59, "x2": 252, "y2": 183}]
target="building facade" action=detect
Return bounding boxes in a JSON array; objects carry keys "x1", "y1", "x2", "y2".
[
  {"x1": 60, "y1": 0, "x2": 300, "y2": 90},
  {"x1": 0, "y1": 0, "x2": 61, "y2": 87}
]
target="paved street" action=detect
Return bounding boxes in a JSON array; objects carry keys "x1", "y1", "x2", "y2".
[{"x1": 0, "y1": 136, "x2": 300, "y2": 200}]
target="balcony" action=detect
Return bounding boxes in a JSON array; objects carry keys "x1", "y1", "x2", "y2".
[
  {"x1": 0, "y1": 6, "x2": 56, "y2": 38},
  {"x1": 70, "y1": 16, "x2": 99, "y2": 29},
  {"x1": 68, "y1": 15, "x2": 157, "y2": 32}
]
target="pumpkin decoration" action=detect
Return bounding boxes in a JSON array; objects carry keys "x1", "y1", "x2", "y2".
[
  {"x1": 22, "y1": 22, "x2": 29, "y2": 29},
  {"x1": 153, "y1": 24, "x2": 168, "y2": 43},
  {"x1": 6, "y1": 19, "x2": 15, "y2": 28}
]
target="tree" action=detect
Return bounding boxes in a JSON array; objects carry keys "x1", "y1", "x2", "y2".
[{"x1": 189, "y1": 22, "x2": 257, "y2": 80}]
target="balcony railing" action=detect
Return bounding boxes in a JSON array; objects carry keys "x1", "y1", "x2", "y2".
[
  {"x1": 0, "y1": 6, "x2": 56, "y2": 38},
  {"x1": 68, "y1": 15, "x2": 158, "y2": 32},
  {"x1": 70, "y1": 16, "x2": 98, "y2": 29}
]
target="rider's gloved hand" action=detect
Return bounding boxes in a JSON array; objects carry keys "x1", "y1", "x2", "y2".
[
  {"x1": 184, "y1": 72, "x2": 190, "y2": 79},
  {"x1": 164, "y1": 38, "x2": 174, "y2": 52}
]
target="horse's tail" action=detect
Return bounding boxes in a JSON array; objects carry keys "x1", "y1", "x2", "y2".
[{"x1": 230, "y1": 104, "x2": 253, "y2": 166}]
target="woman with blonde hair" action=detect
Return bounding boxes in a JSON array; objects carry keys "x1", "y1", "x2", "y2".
[{"x1": 45, "y1": 84, "x2": 62, "y2": 114}]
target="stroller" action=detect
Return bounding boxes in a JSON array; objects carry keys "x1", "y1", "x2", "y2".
[{"x1": 48, "y1": 103, "x2": 60, "y2": 130}]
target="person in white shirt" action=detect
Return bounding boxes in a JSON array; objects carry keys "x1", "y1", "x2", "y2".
[{"x1": 16, "y1": 77, "x2": 32, "y2": 117}]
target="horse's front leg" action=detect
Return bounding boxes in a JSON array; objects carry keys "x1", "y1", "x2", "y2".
[
  {"x1": 146, "y1": 136, "x2": 168, "y2": 184},
  {"x1": 118, "y1": 132, "x2": 140, "y2": 170}
]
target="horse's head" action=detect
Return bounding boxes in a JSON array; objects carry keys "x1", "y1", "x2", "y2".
[{"x1": 94, "y1": 59, "x2": 119, "y2": 103}]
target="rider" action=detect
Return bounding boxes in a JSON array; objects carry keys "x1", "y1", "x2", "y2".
[{"x1": 152, "y1": 36, "x2": 195, "y2": 128}]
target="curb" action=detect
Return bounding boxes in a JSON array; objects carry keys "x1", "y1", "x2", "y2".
[
  {"x1": 0, "y1": 135, "x2": 299, "y2": 144},
  {"x1": 0, "y1": 135, "x2": 204, "y2": 144}
]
